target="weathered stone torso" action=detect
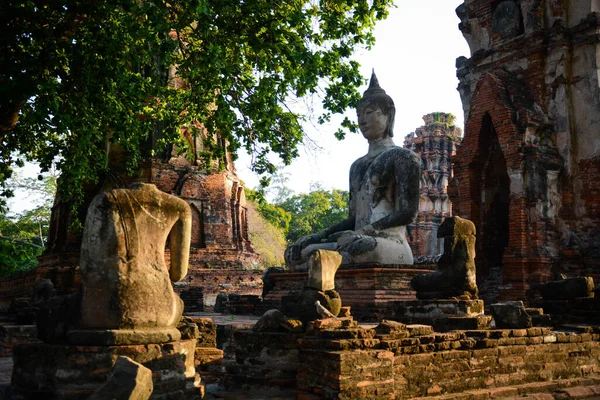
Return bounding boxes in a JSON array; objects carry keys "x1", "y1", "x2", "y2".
[{"x1": 76, "y1": 183, "x2": 191, "y2": 339}]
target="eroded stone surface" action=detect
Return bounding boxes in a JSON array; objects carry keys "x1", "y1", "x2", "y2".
[
  {"x1": 306, "y1": 250, "x2": 342, "y2": 291},
  {"x1": 89, "y1": 356, "x2": 153, "y2": 400},
  {"x1": 72, "y1": 183, "x2": 191, "y2": 344},
  {"x1": 282, "y1": 289, "x2": 341, "y2": 325},
  {"x1": 411, "y1": 216, "x2": 478, "y2": 299},
  {"x1": 490, "y1": 301, "x2": 533, "y2": 329},
  {"x1": 539, "y1": 277, "x2": 594, "y2": 300}
]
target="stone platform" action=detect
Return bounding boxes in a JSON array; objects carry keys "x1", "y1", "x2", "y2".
[
  {"x1": 261, "y1": 264, "x2": 434, "y2": 321},
  {"x1": 227, "y1": 319, "x2": 600, "y2": 399},
  {"x1": 392, "y1": 299, "x2": 492, "y2": 331},
  {"x1": 11, "y1": 338, "x2": 201, "y2": 399}
]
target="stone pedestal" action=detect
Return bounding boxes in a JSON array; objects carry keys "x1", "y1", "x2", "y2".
[
  {"x1": 11, "y1": 338, "x2": 201, "y2": 399},
  {"x1": 297, "y1": 318, "x2": 395, "y2": 399},
  {"x1": 262, "y1": 264, "x2": 434, "y2": 321},
  {"x1": 225, "y1": 330, "x2": 303, "y2": 393},
  {"x1": 392, "y1": 299, "x2": 491, "y2": 331}
]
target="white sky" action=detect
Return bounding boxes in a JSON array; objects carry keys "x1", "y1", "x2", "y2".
[{"x1": 236, "y1": 0, "x2": 470, "y2": 198}]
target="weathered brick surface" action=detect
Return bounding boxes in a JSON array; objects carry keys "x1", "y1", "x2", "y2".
[
  {"x1": 186, "y1": 268, "x2": 263, "y2": 308},
  {"x1": 147, "y1": 160, "x2": 258, "y2": 270},
  {"x1": 11, "y1": 339, "x2": 200, "y2": 399},
  {"x1": 0, "y1": 266, "x2": 81, "y2": 309},
  {"x1": 227, "y1": 319, "x2": 600, "y2": 399},
  {"x1": 452, "y1": 1, "x2": 600, "y2": 303},
  {"x1": 292, "y1": 321, "x2": 600, "y2": 399},
  {"x1": 261, "y1": 265, "x2": 435, "y2": 321},
  {"x1": 0, "y1": 324, "x2": 38, "y2": 357},
  {"x1": 224, "y1": 330, "x2": 303, "y2": 392},
  {"x1": 404, "y1": 113, "x2": 462, "y2": 260}
]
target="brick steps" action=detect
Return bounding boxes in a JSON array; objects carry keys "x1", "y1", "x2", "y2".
[
  {"x1": 205, "y1": 389, "x2": 296, "y2": 400},
  {"x1": 204, "y1": 377, "x2": 600, "y2": 400},
  {"x1": 416, "y1": 376, "x2": 600, "y2": 399},
  {"x1": 0, "y1": 324, "x2": 38, "y2": 357}
]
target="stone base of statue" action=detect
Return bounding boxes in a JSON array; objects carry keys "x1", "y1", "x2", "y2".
[
  {"x1": 261, "y1": 263, "x2": 435, "y2": 321},
  {"x1": 67, "y1": 327, "x2": 182, "y2": 345},
  {"x1": 11, "y1": 338, "x2": 202, "y2": 399},
  {"x1": 392, "y1": 299, "x2": 491, "y2": 331},
  {"x1": 281, "y1": 289, "x2": 342, "y2": 324}
]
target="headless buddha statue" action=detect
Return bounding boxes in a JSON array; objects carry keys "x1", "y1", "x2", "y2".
[{"x1": 285, "y1": 72, "x2": 420, "y2": 269}]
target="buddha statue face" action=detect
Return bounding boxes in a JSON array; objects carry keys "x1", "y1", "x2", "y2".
[
  {"x1": 358, "y1": 102, "x2": 389, "y2": 141},
  {"x1": 357, "y1": 71, "x2": 396, "y2": 140}
]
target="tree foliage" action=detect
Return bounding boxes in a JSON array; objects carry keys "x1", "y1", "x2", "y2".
[
  {"x1": 2, "y1": 0, "x2": 393, "y2": 209},
  {"x1": 279, "y1": 189, "x2": 349, "y2": 243},
  {"x1": 246, "y1": 188, "x2": 291, "y2": 233},
  {"x1": 0, "y1": 170, "x2": 57, "y2": 276},
  {"x1": 246, "y1": 201, "x2": 287, "y2": 268}
]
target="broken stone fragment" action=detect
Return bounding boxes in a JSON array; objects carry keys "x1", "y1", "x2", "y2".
[
  {"x1": 306, "y1": 249, "x2": 342, "y2": 291},
  {"x1": 338, "y1": 306, "x2": 352, "y2": 318},
  {"x1": 282, "y1": 289, "x2": 341, "y2": 325},
  {"x1": 490, "y1": 301, "x2": 532, "y2": 329},
  {"x1": 253, "y1": 309, "x2": 304, "y2": 332},
  {"x1": 89, "y1": 356, "x2": 153, "y2": 400},
  {"x1": 538, "y1": 276, "x2": 594, "y2": 300},
  {"x1": 311, "y1": 317, "x2": 357, "y2": 330},
  {"x1": 253, "y1": 309, "x2": 286, "y2": 332},
  {"x1": 375, "y1": 319, "x2": 407, "y2": 336}
]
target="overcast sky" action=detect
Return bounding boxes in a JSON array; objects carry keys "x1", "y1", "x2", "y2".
[{"x1": 237, "y1": 0, "x2": 470, "y2": 199}]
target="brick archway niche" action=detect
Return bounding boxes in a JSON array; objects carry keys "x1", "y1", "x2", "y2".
[{"x1": 451, "y1": 71, "x2": 559, "y2": 303}]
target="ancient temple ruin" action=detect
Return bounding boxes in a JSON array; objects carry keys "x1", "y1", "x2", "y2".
[
  {"x1": 404, "y1": 112, "x2": 463, "y2": 260},
  {"x1": 29, "y1": 128, "x2": 260, "y2": 309},
  {"x1": 451, "y1": 0, "x2": 600, "y2": 303},
  {"x1": 40, "y1": 127, "x2": 257, "y2": 271}
]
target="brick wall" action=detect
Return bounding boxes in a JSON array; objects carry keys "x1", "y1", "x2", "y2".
[
  {"x1": 231, "y1": 322, "x2": 600, "y2": 399},
  {"x1": 260, "y1": 265, "x2": 435, "y2": 321},
  {"x1": 404, "y1": 113, "x2": 462, "y2": 259},
  {"x1": 454, "y1": 1, "x2": 600, "y2": 302}
]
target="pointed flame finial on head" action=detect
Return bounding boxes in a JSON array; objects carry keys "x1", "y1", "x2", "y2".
[
  {"x1": 362, "y1": 69, "x2": 386, "y2": 98},
  {"x1": 369, "y1": 69, "x2": 379, "y2": 89}
]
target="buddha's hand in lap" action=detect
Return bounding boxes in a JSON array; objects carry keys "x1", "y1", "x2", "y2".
[
  {"x1": 288, "y1": 233, "x2": 323, "y2": 260},
  {"x1": 324, "y1": 230, "x2": 355, "y2": 242},
  {"x1": 337, "y1": 234, "x2": 378, "y2": 256},
  {"x1": 357, "y1": 224, "x2": 377, "y2": 236}
]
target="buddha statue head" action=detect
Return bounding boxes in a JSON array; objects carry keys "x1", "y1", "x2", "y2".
[{"x1": 357, "y1": 71, "x2": 396, "y2": 138}]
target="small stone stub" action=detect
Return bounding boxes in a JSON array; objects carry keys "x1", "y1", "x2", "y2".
[{"x1": 307, "y1": 250, "x2": 342, "y2": 291}]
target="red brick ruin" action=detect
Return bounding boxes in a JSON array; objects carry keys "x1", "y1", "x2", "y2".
[
  {"x1": 28, "y1": 129, "x2": 259, "y2": 307},
  {"x1": 404, "y1": 112, "x2": 463, "y2": 261},
  {"x1": 451, "y1": 0, "x2": 600, "y2": 303},
  {"x1": 41, "y1": 156, "x2": 256, "y2": 271}
]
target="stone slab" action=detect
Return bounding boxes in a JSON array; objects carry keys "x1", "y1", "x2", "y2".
[
  {"x1": 67, "y1": 327, "x2": 182, "y2": 345},
  {"x1": 396, "y1": 315, "x2": 492, "y2": 332},
  {"x1": 394, "y1": 299, "x2": 485, "y2": 318},
  {"x1": 11, "y1": 338, "x2": 200, "y2": 400}
]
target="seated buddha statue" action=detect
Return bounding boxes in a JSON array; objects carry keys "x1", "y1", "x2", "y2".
[{"x1": 285, "y1": 72, "x2": 420, "y2": 269}]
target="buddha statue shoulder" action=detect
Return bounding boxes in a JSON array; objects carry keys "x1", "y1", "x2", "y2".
[{"x1": 285, "y1": 72, "x2": 420, "y2": 269}]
